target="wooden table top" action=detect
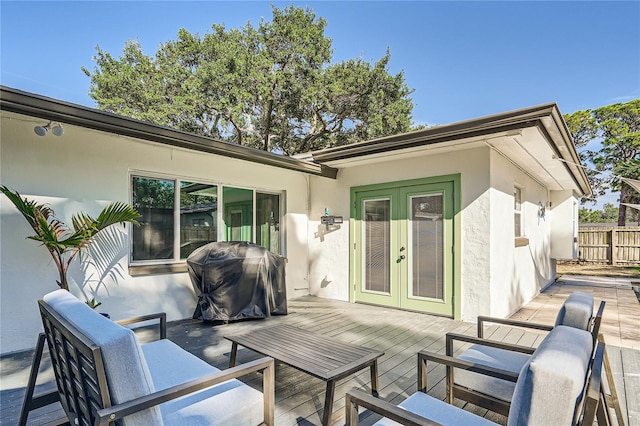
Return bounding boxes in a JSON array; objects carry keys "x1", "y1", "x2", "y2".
[{"x1": 225, "y1": 324, "x2": 384, "y2": 381}]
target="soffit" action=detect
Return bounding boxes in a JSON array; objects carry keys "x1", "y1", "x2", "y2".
[
  {"x1": 0, "y1": 86, "x2": 338, "y2": 179},
  {"x1": 311, "y1": 103, "x2": 591, "y2": 195},
  {"x1": 486, "y1": 127, "x2": 582, "y2": 191}
]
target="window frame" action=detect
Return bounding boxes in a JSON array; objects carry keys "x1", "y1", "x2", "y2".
[
  {"x1": 129, "y1": 172, "x2": 285, "y2": 271},
  {"x1": 513, "y1": 185, "x2": 529, "y2": 247},
  {"x1": 514, "y1": 185, "x2": 523, "y2": 238}
]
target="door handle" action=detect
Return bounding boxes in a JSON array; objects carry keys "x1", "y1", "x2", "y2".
[{"x1": 398, "y1": 246, "x2": 406, "y2": 261}]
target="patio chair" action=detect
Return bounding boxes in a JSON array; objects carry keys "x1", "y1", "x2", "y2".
[
  {"x1": 346, "y1": 325, "x2": 607, "y2": 425},
  {"x1": 19, "y1": 289, "x2": 275, "y2": 426},
  {"x1": 476, "y1": 291, "x2": 603, "y2": 341},
  {"x1": 435, "y1": 292, "x2": 605, "y2": 418}
]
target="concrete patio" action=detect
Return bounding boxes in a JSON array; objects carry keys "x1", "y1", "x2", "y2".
[{"x1": 1, "y1": 274, "x2": 638, "y2": 425}]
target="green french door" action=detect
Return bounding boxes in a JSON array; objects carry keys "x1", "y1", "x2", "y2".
[{"x1": 353, "y1": 180, "x2": 455, "y2": 316}]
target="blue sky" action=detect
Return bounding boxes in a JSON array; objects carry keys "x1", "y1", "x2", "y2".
[
  {"x1": 2, "y1": 1, "x2": 638, "y2": 125},
  {"x1": 2, "y1": 1, "x2": 639, "y2": 205}
]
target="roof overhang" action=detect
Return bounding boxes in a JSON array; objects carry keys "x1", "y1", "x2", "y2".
[
  {"x1": 622, "y1": 203, "x2": 640, "y2": 211},
  {"x1": 310, "y1": 103, "x2": 591, "y2": 195},
  {"x1": 0, "y1": 86, "x2": 338, "y2": 179},
  {"x1": 622, "y1": 178, "x2": 640, "y2": 195}
]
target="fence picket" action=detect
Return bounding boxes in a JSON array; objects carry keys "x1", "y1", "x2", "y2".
[{"x1": 578, "y1": 226, "x2": 640, "y2": 264}]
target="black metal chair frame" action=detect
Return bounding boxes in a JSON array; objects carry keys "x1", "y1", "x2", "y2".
[
  {"x1": 19, "y1": 300, "x2": 275, "y2": 426},
  {"x1": 432, "y1": 301, "x2": 610, "y2": 418},
  {"x1": 346, "y1": 341, "x2": 608, "y2": 425}
]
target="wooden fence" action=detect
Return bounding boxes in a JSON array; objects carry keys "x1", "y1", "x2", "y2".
[{"x1": 578, "y1": 226, "x2": 640, "y2": 264}]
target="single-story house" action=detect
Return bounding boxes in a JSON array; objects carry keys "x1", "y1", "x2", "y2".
[{"x1": 0, "y1": 86, "x2": 590, "y2": 354}]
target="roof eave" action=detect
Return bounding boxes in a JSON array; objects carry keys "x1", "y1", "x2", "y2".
[
  {"x1": 0, "y1": 86, "x2": 338, "y2": 179},
  {"x1": 543, "y1": 105, "x2": 592, "y2": 195},
  {"x1": 311, "y1": 102, "x2": 591, "y2": 195},
  {"x1": 311, "y1": 103, "x2": 558, "y2": 162}
]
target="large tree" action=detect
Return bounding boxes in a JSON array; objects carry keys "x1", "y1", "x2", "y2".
[
  {"x1": 82, "y1": 5, "x2": 414, "y2": 154},
  {"x1": 578, "y1": 202, "x2": 639, "y2": 224},
  {"x1": 564, "y1": 99, "x2": 640, "y2": 226}
]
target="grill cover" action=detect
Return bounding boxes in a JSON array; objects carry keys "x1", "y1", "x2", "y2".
[{"x1": 187, "y1": 242, "x2": 287, "y2": 322}]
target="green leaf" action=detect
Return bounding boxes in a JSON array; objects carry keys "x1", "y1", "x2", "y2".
[
  {"x1": 2, "y1": 186, "x2": 139, "y2": 290},
  {"x1": 567, "y1": 99, "x2": 640, "y2": 225},
  {"x1": 82, "y1": 5, "x2": 414, "y2": 154}
]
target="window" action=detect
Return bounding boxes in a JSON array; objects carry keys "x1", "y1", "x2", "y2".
[
  {"x1": 131, "y1": 175, "x2": 283, "y2": 265},
  {"x1": 180, "y1": 181, "x2": 218, "y2": 258},
  {"x1": 132, "y1": 177, "x2": 176, "y2": 261},
  {"x1": 256, "y1": 192, "x2": 281, "y2": 254},
  {"x1": 223, "y1": 186, "x2": 253, "y2": 242},
  {"x1": 514, "y1": 186, "x2": 522, "y2": 237}
]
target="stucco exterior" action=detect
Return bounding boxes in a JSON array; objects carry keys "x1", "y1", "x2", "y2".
[
  {"x1": 308, "y1": 147, "x2": 490, "y2": 321},
  {"x1": 307, "y1": 145, "x2": 576, "y2": 322},
  {"x1": 0, "y1": 88, "x2": 590, "y2": 354},
  {"x1": 1, "y1": 111, "x2": 311, "y2": 353},
  {"x1": 550, "y1": 190, "x2": 580, "y2": 259},
  {"x1": 488, "y1": 150, "x2": 552, "y2": 318}
]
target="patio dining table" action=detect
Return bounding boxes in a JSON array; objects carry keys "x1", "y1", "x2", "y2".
[{"x1": 225, "y1": 324, "x2": 384, "y2": 426}]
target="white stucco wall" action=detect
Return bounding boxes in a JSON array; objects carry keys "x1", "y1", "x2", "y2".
[
  {"x1": 307, "y1": 147, "x2": 492, "y2": 321},
  {"x1": 550, "y1": 190, "x2": 579, "y2": 259},
  {"x1": 488, "y1": 150, "x2": 554, "y2": 318},
  {"x1": 306, "y1": 176, "x2": 352, "y2": 301},
  {"x1": 305, "y1": 146, "x2": 558, "y2": 322},
  {"x1": 0, "y1": 113, "x2": 311, "y2": 353},
  {"x1": 458, "y1": 148, "x2": 492, "y2": 322}
]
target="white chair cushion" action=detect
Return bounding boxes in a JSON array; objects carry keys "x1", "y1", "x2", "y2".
[
  {"x1": 142, "y1": 340, "x2": 264, "y2": 425},
  {"x1": 373, "y1": 391, "x2": 496, "y2": 426},
  {"x1": 455, "y1": 345, "x2": 531, "y2": 402},
  {"x1": 554, "y1": 291, "x2": 594, "y2": 330},
  {"x1": 507, "y1": 325, "x2": 593, "y2": 426},
  {"x1": 43, "y1": 290, "x2": 163, "y2": 425}
]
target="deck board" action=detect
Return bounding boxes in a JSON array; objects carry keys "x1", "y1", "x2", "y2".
[
  {"x1": 2, "y1": 279, "x2": 637, "y2": 426},
  {"x1": 621, "y1": 346, "x2": 640, "y2": 425}
]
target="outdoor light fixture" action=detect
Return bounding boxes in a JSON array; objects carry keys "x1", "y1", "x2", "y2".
[
  {"x1": 321, "y1": 207, "x2": 343, "y2": 230},
  {"x1": 538, "y1": 201, "x2": 546, "y2": 218},
  {"x1": 34, "y1": 121, "x2": 64, "y2": 137}
]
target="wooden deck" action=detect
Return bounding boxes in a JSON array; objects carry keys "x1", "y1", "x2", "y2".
[
  {"x1": 1, "y1": 277, "x2": 638, "y2": 425},
  {"x1": 226, "y1": 324, "x2": 384, "y2": 425}
]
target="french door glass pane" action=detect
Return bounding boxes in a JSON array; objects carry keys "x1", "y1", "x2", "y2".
[
  {"x1": 410, "y1": 194, "x2": 443, "y2": 300},
  {"x1": 180, "y1": 182, "x2": 217, "y2": 259},
  {"x1": 131, "y1": 177, "x2": 175, "y2": 261},
  {"x1": 364, "y1": 199, "x2": 391, "y2": 293},
  {"x1": 256, "y1": 192, "x2": 281, "y2": 254}
]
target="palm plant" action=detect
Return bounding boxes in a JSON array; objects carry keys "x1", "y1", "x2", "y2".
[{"x1": 1, "y1": 185, "x2": 139, "y2": 291}]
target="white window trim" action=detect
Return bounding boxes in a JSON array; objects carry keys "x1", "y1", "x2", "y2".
[
  {"x1": 129, "y1": 171, "x2": 286, "y2": 270},
  {"x1": 514, "y1": 184, "x2": 529, "y2": 247}
]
